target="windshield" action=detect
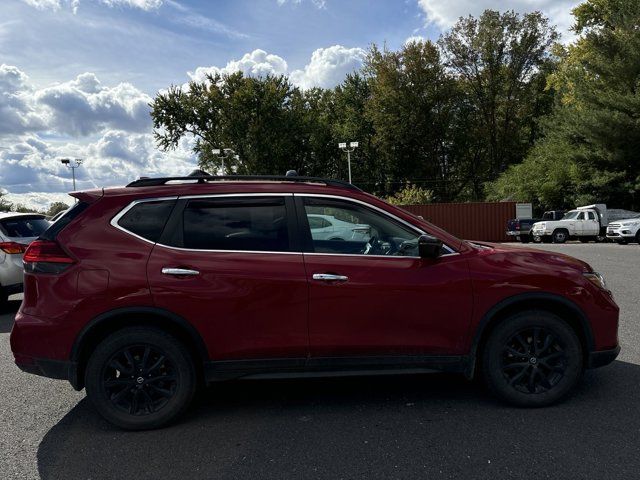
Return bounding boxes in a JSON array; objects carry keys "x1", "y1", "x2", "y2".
[
  {"x1": 0, "y1": 216, "x2": 50, "y2": 238},
  {"x1": 561, "y1": 210, "x2": 581, "y2": 220}
]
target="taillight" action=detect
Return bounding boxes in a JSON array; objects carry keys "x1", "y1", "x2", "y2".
[
  {"x1": 23, "y1": 240, "x2": 75, "y2": 274},
  {"x1": 0, "y1": 241, "x2": 27, "y2": 254}
]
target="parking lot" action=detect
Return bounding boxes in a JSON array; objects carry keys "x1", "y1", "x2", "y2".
[{"x1": 1, "y1": 242, "x2": 639, "y2": 480}]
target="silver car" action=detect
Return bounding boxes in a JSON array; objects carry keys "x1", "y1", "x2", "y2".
[
  {"x1": 0, "y1": 213, "x2": 50, "y2": 305},
  {"x1": 307, "y1": 214, "x2": 371, "y2": 241}
]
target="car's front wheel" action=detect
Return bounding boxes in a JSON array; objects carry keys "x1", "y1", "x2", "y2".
[
  {"x1": 85, "y1": 327, "x2": 197, "y2": 430},
  {"x1": 482, "y1": 311, "x2": 583, "y2": 407}
]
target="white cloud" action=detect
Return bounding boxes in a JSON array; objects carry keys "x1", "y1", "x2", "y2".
[
  {"x1": 290, "y1": 45, "x2": 366, "y2": 89},
  {"x1": 404, "y1": 35, "x2": 427, "y2": 46},
  {"x1": 0, "y1": 64, "x2": 45, "y2": 135},
  {"x1": 277, "y1": 0, "x2": 327, "y2": 9},
  {"x1": 21, "y1": 0, "x2": 62, "y2": 10},
  {"x1": 417, "y1": 0, "x2": 579, "y2": 39},
  {"x1": 187, "y1": 49, "x2": 289, "y2": 84},
  {"x1": 187, "y1": 45, "x2": 365, "y2": 90},
  {"x1": 20, "y1": 0, "x2": 163, "y2": 11},
  {"x1": 35, "y1": 72, "x2": 153, "y2": 136}
]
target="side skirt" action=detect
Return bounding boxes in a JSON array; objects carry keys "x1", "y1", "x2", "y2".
[{"x1": 204, "y1": 355, "x2": 470, "y2": 382}]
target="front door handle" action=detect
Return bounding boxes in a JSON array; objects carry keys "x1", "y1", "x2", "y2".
[
  {"x1": 162, "y1": 267, "x2": 200, "y2": 276},
  {"x1": 312, "y1": 273, "x2": 348, "y2": 282}
]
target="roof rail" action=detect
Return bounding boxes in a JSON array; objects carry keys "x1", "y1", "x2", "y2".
[{"x1": 126, "y1": 175, "x2": 362, "y2": 191}]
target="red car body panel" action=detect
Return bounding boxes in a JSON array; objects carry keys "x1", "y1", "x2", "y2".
[{"x1": 10, "y1": 180, "x2": 619, "y2": 386}]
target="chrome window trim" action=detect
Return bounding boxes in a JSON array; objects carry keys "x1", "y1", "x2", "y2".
[{"x1": 110, "y1": 192, "x2": 458, "y2": 257}]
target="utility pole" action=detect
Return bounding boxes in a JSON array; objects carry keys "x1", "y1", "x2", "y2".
[{"x1": 338, "y1": 142, "x2": 359, "y2": 184}]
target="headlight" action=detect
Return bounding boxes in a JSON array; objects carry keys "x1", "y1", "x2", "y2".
[
  {"x1": 535, "y1": 223, "x2": 545, "y2": 230},
  {"x1": 584, "y1": 272, "x2": 608, "y2": 290}
]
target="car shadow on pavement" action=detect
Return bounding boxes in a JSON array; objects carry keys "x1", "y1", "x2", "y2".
[
  {"x1": 0, "y1": 299, "x2": 20, "y2": 333},
  {"x1": 37, "y1": 361, "x2": 640, "y2": 480}
]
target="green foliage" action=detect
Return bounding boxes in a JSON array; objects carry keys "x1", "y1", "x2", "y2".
[
  {"x1": 150, "y1": 9, "x2": 560, "y2": 204},
  {"x1": 12, "y1": 203, "x2": 40, "y2": 213},
  {"x1": 0, "y1": 191, "x2": 11, "y2": 213},
  {"x1": 385, "y1": 184, "x2": 434, "y2": 205},
  {"x1": 46, "y1": 202, "x2": 70, "y2": 217},
  {"x1": 488, "y1": 0, "x2": 640, "y2": 210}
]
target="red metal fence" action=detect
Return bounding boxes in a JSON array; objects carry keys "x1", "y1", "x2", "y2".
[{"x1": 401, "y1": 202, "x2": 517, "y2": 242}]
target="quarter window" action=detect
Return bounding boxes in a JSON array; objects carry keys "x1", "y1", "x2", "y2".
[
  {"x1": 302, "y1": 197, "x2": 421, "y2": 256},
  {"x1": 117, "y1": 200, "x2": 176, "y2": 242},
  {"x1": 182, "y1": 197, "x2": 290, "y2": 252}
]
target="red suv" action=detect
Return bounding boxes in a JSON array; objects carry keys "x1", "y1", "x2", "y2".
[{"x1": 10, "y1": 174, "x2": 620, "y2": 430}]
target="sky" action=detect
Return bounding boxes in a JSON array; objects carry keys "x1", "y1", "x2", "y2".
[{"x1": 1, "y1": 0, "x2": 580, "y2": 210}]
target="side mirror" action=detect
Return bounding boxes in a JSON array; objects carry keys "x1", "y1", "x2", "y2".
[{"x1": 418, "y1": 234, "x2": 443, "y2": 259}]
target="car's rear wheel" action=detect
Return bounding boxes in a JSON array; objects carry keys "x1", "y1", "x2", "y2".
[
  {"x1": 85, "y1": 327, "x2": 197, "y2": 430},
  {"x1": 636, "y1": 231, "x2": 640, "y2": 245},
  {"x1": 482, "y1": 311, "x2": 583, "y2": 407}
]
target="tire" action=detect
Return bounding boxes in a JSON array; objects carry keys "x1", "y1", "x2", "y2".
[
  {"x1": 636, "y1": 231, "x2": 640, "y2": 245},
  {"x1": 481, "y1": 311, "x2": 583, "y2": 407},
  {"x1": 85, "y1": 327, "x2": 197, "y2": 430},
  {"x1": 552, "y1": 229, "x2": 568, "y2": 244}
]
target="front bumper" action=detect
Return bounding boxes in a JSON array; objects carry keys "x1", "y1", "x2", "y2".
[{"x1": 587, "y1": 345, "x2": 620, "y2": 369}]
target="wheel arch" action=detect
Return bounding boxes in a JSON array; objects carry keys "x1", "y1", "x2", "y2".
[
  {"x1": 70, "y1": 307, "x2": 209, "y2": 390},
  {"x1": 467, "y1": 293, "x2": 594, "y2": 378}
]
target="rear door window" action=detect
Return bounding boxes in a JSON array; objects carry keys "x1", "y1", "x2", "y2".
[
  {"x1": 181, "y1": 197, "x2": 291, "y2": 252},
  {"x1": 0, "y1": 216, "x2": 49, "y2": 238}
]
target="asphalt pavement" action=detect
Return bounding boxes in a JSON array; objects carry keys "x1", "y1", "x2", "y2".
[{"x1": 1, "y1": 242, "x2": 639, "y2": 479}]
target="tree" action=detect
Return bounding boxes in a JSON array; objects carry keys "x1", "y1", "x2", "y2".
[
  {"x1": 440, "y1": 10, "x2": 558, "y2": 198},
  {"x1": 0, "y1": 191, "x2": 11, "y2": 213},
  {"x1": 363, "y1": 40, "x2": 460, "y2": 200},
  {"x1": 46, "y1": 202, "x2": 70, "y2": 217},
  {"x1": 151, "y1": 72, "x2": 308, "y2": 176},
  {"x1": 488, "y1": 0, "x2": 640, "y2": 210}
]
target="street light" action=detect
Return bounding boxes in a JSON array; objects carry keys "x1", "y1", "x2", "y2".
[
  {"x1": 211, "y1": 148, "x2": 239, "y2": 175},
  {"x1": 338, "y1": 141, "x2": 359, "y2": 184},
  {"x1": 60, "y1": 158, "x2": 83, "y2": 191}
]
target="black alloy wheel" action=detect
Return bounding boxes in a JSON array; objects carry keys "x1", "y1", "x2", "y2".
[
  {"x1": 501, "y1": 327, "x2": 566, "y2": 394},
  {"x1": 103, "y1": 344, "x2": 177, "y2": 416},
  {"x1": 482, "y1": 311, "x2": 583, "y2": 407},
  {"x1": 85, "y1": 327, "x2": 196, "y2": 430}
]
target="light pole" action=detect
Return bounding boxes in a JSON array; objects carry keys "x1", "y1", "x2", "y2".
[
  {"x1": 338, "y1": 142, "x2": 358, "y2": 184},
  {"x1": 60, "y1": 158, "x2": 83, "y2": 191},
  {"x1": 211, "y1": 148, "x2": 239, "y2": 175}
]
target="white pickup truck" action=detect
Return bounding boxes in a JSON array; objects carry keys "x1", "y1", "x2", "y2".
[{"x1": 531, "y1": 204, "x2": 608, "y2": 243}]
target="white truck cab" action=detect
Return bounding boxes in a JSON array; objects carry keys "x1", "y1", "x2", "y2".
[{"x1": 532, "y1": 204, "x2": 607, "y2": 243}]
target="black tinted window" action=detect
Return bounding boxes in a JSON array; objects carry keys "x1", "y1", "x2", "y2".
[
  {"x1": 118, "y1": 200, "x2": 176, "y2": 242},
  {"x1": 0, "y1": 216, "x2": 49, "y2": 238},
  {"x1": 183, "y1": 197, "x2": 290, "y2": 251}
]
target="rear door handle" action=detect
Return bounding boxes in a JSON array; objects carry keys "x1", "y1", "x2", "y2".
[
  {"x1": 162, "y1": 267, "x2": 200, "y2": 276},
  {"x1": 312, "y1": 273, "x2": 348, "y2": 282}
]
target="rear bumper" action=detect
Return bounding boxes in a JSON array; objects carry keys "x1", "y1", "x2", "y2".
[
  {"x1": 14, "y1": 355, "x2": 81, "y2": 390},
  {"x1": 587, "y1": 345, "x2": 620, "y2": 369}
]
